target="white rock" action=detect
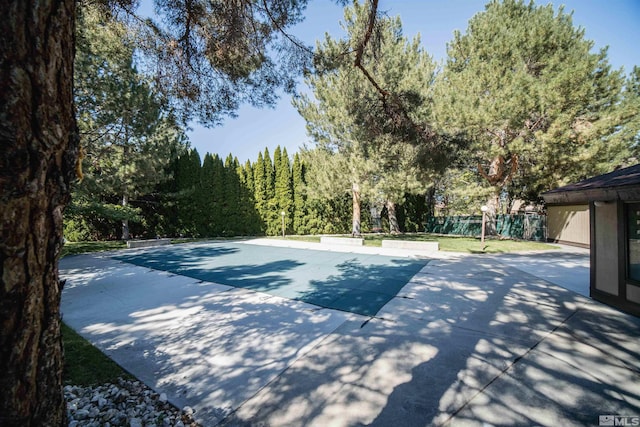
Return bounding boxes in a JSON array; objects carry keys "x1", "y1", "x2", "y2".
[
  {"x1": 98, "y1": 397, "x2": 108, "y2": 408},
  {"x1": 64, "y1": 377, "x2": 188, "y2": 427},
  {"x1": 74, "y1": 409, "x2": 90, "y2": 420},
  {"x1": 102, "y1": 408, "x2": 118, "y2": 421}
]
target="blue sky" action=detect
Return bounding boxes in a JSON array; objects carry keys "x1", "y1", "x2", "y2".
[{"x1": 183, "y1": 0, "x2": 640, "y2": 164}]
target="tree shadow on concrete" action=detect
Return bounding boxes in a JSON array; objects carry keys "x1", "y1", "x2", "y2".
[
  {"x1": 61, "y1": 252, "x2": 351, "y2": 424},
  {"x1": 220, "y1": 256, "x2": 640, "y2": 427}
]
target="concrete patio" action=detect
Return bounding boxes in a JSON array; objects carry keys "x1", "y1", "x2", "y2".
[{"x1": 59, "y1": 240, "x2": 640, "y2": 426}]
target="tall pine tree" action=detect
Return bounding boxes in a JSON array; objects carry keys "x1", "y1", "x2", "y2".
[
  {"x1": 175, "y1": 149, "x2": 202, "y2": 236},
  {"x1": 253, "y1": 151, "x2": 268, "y2": 233},
  {"x1": 223, "y1": 154, "x2": 241, "y2": 235},
  {"x1": 274, "y1": 146, "x2": 294, "y2": 234},
  {"x1": 262, "y1": 148, "x2": 280, "y2": 235},
  {"x1": 237, "y1": 160, "x2": 260, "y2": 235},
  {"x1": 199, "y1": 153, "x2": 217, "y2": 235},
  {"x1": 292, "y1": 153, "x2": 308, "y2": 234},
  {"x1": 438, "y1": 0, "x2": 628, "y2": 210},
  {"x1": 295, "y1": 3, "x2": 439, "y2": 234},
  {"x1": 74, "y1": 4, "x2": 187, "y2": 239}
]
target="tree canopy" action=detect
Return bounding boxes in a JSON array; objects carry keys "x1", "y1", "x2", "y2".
[
  {"x1": 295, "y1": 1, "x2": 440, "y2": 233},
  {"x1": 120, "y1": 0, "x2": 316, "y2": 126},
  {"x1": 73, "y1": 4, "x2": 188, "y2": 239},
  {"x1": 436, "y1": 0, "x2": 631, "y2": 208}
]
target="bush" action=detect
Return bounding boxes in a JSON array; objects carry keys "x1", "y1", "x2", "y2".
[{"x1": 63, "y1": 218, "x2": 92, "y2": 242}]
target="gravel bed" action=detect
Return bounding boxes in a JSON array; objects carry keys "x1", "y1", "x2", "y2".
[{"x1": 65, "y1": 377, "x2": 201, "y2": 427}]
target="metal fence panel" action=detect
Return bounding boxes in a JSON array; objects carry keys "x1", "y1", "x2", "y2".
[{"x1": 426, "y1": 214, "x2": 547, "y2": 241}]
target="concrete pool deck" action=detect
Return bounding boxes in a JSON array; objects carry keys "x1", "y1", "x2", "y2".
[{"x1": 59, "y1": 239, "x2": 640, "y2": 426}]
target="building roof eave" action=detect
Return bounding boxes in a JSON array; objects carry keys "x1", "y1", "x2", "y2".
[{"x1": 542, "y1": 185, "x2": 640, "y2": 205}]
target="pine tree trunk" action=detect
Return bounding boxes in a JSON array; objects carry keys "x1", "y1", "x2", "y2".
[
  {"x1": 425, "y1": 187, "x2": 436, "y2": 218},
  {"x1": 122, "y1": 194, "x2": 130, "y2": 240},
  {"x1": 386, "y1": 200, "x2": 400, "y2": 234},
  {"x1": 0, "y1": 1, "x2": 77, "y2": 426},
  {"x1": 352, "y1": 183, "x2": 361, "y2": 236},
  {"x1": 485, "y1": 191, "x2": 500, "y2": 236}
]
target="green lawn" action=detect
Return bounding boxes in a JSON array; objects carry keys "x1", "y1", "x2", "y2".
[
  {"x1": 61, "y1": 241, "x2": 131, "y2": 384},
  {"x1": 275, "y1": 233, "x2": 558, "y2": 254},
  {"x1": 61, "y1": 240, "x2": 126, "y2": 258},
  {"x1": 62, "y1": 323, "x2": 130, "y2": 386},
  {"x1": 425, "y1": 236, "x2": 556, "y2": 253}
]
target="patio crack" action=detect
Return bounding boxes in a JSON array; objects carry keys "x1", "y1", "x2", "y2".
[{"x1": 440, "y1": 308, "x2": 580, "y2": 424}]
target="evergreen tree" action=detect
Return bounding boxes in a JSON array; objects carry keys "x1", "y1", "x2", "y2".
[
  {"x1": 295, "y1": 3, "x2": 439, "y2": 235},
  {"x1": 274, "y1": 146, "x2": 294, "y2": 233},
  {"x1": 235, "y1": 160, "x2": 253, "y2": 234},
  {"x1": 262, "y1": 148, "x2": 280, "y2": 235},
  {"x1": 253, "y1": 151, "x2": 268, "y2": 233},
  {"x1": 300, "y1": 146, "x2": 371, "y2": 235},
  {"x1": 148, "y1": 157, "x2": 182, "y2": 238},
  {"x1": 210, "y1": 154, "x2": 226, "y2": 235},
  {"x1": 175, "y1": 149, "x2": 202, "y2": 236},
  {"x1": 438, "y1": 0, "x2": 628, "y2": 210},
  {"x1": 243, "y1": 159, "x2": 255, "y2": 196},
  {"x1": 398, "y1": 193, "x2": 428, "y2": 232},
  {"x1": 223, "y1": 154, "x2": 242, "y2": 235},
  {"x1": 74, "y1": 4, "x2": 187, "y2": 239},
  {"x1": 239, "y1": 160, "x2": 262, "y2": 234},
  {"x1": 199, "y1": 153, "x2": 216, "y2": 235},
  {"x1": 610, "y1": 66, "x2": 640, "y2": 166},
  {"x1": 292, "y1": 153, "x2": 308, "y2": 234},
  {"x1": 263, "y1": 148, "x2": 276, "y2": 202}
]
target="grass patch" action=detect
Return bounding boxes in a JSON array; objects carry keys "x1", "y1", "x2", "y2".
[
  {"x1": 431, "y1": 236, "x2": 557, "y2": 253},
  {"x1": 267, "y1": 235, "x2": 321, "y2": 243},
  {"x1": 60, "y1": 241, "x2": 130, "y2": 385},
  {"x1": 361, "y1": 233, "x2": 436, "y2": 246},
  {"x1": 276, "y1": 233, "x2": 557, "y2": 253},
  {"x1": 363, "y1": 233, "x2": 556, "y2": 253},
  {"x1": 171, "y1": 236, "x2": 250, "y2": 245},
  {"x1": 61, "y1": 240, "x2": 126, "y2": 258},
  {"x1": 62, "y1": 322, "x2": 131, "y2": 386}
]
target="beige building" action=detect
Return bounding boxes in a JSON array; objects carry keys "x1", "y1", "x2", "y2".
[
  {"x1": 546, "y1": 204, "x2": 590, "y2": 248},
  {"x1": 542, "y1": 164, "x2": 640, "y2": 317}
]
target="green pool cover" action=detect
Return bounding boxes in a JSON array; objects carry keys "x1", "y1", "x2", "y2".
[{"x1": 114, "y1": 242, "x2": 428, "y2": 317}]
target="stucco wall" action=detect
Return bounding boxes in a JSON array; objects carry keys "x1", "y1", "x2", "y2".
[
  {"x1": 547, "y1": 204, "x2": 590, "y2": 247},
  {"x1": 594, "y1": 203, "x2": 618, "y2": 296}
]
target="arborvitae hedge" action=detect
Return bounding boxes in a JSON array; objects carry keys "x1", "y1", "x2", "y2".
[{"x1": 68, "y1": 145, "x2": 429, "y2": 240}]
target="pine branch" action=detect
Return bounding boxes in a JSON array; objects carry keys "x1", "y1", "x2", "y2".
[{"x1": 352, "y1": 0, "x2": 435, "y2": 144}]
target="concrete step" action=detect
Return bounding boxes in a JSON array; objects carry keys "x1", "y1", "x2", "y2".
[{"x1": 381, "y1": 239, "x2": 439, "y2": 251}]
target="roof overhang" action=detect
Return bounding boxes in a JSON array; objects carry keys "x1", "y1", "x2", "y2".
[
  {"x1": 542, "y1": 164, "x2": 640, "y2": 205},
  {"x1": 542, "y1": 185, "x2": 640, "y2": 205}
]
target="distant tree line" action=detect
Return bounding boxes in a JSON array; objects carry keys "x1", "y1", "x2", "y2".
[
  {"x1": 65, "y1": 145, "x2": 429, "y2": 240},
  {"x1": 64, "y1": 0, "x2": 639, "y2": 241}
]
